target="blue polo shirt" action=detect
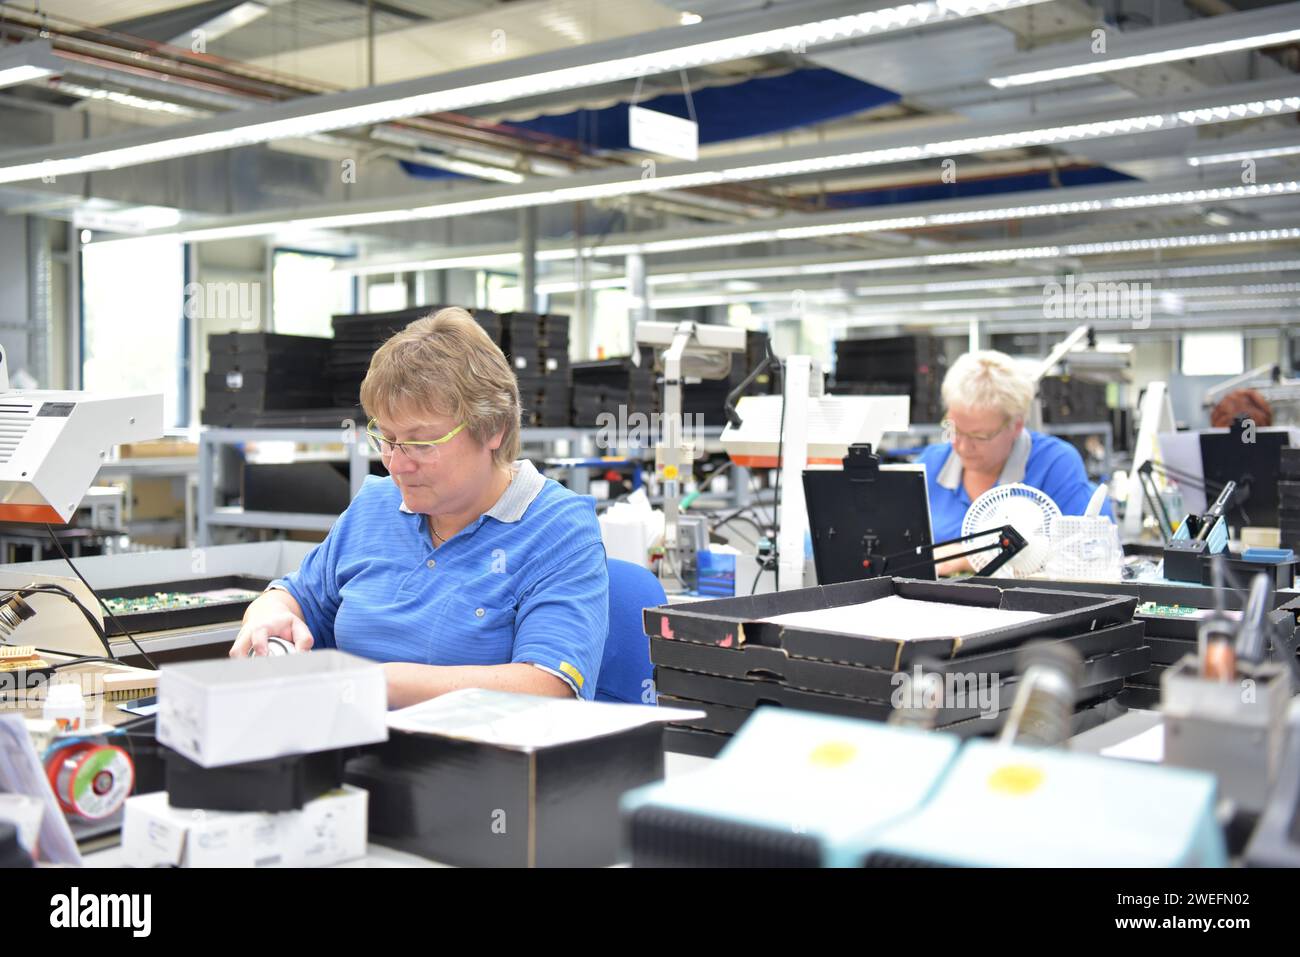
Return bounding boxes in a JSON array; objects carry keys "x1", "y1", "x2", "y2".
[
  {"x1": 271, "y1": 460, "x2": 608, "y2": 699},
  {"x1": 915, "y1": 430, "x2": 1113, "y2": 542}
]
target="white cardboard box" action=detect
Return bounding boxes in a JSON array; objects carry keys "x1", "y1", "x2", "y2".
[
  {"x1": 157, "y1": 650, "x2": 388, "y2": 768},
  {"x1": 120, "y1": 786, "x2": 368, "y2": 868}
]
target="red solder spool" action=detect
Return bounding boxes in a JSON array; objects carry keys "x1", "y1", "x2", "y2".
[{"x1": 45, "y1": 742, "x2": 135, "y2": 820}]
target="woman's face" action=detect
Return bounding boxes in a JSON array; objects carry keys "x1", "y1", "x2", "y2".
[
  {"x1": 374, "y1": 404, "x2": 502, "y2": 516},
  {"x1": 946, "y1": 404, "x2": 1023, "y2": 476}
]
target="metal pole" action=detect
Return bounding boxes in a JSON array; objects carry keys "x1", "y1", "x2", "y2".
[{"x1": 520, "y1": 206, "x2": 538, "y2": 313}]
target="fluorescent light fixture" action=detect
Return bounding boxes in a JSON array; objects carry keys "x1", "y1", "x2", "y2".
[
  {"x1": 113, "y1": 79, "x2": 1300, "y2": 245},
  {"x1": 0, "y1": 0, "x2": 1050, "y2": 185},
  {"x1": 0, "y1": 39, "x2": 62, "y2": 91},
  {"x1": 680, "y1": 12, "x2": 703, "y2": 26},
  {"x1": 1188, "y1": 132, "x2": 1300, "y2": 167},
  {"x1": 327, "y1": 176, "x2": 1300, "y2": 268},
  {"x1": 989, "y1": 6, "x2": 1300, "y2": 88},
  {"x1": 170, "y1": 1, "x2": 269, "y2": 45}
]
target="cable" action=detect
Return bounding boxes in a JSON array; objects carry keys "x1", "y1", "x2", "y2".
[
  {"x1": 771, "y1": 347, "x2": 787, "y2": 592},
  {"x1": 43, "y1": 525, "x2": 158, "y2": 670}
]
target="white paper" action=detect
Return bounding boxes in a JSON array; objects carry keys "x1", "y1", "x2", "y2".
[
  {"x1": 387, "y1": 688, "x2": 704, "y2": 751},
  {"x1": 0, "y1": 714, "x2": 82, "y2": 865},
  {"x1": 762, "y1": 594, "x2": 1045, "y2": 641},
  {"x1": 1157, "y1": 431, "x2": 1208, "y2": 515},
  {"x1": 1100, "y1": 724, "x2": 1165, "y2": 763}
]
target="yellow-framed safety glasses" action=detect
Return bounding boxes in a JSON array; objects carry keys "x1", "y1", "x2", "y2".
[{"x1": 366, "y1": 419, "x2": 466, "y2": 462}]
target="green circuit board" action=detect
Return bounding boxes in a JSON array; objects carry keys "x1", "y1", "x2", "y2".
[
  {"x1": 1136, "y1": 601, "x2": 1200, "y2": 618},
  {"x1": 102, "y1": 589, "x2": 261, "y2": 615}
]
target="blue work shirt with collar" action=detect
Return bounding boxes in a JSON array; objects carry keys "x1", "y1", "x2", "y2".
[
  {"x1": 915, "y1": 430, "x2": 1114, "y2": 542},
  {"x1": 270, "y1": 459, "x2": 608, "y2": 699}
]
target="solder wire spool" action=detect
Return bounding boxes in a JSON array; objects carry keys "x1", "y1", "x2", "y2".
[{"x1": 45, "y1": 741, "x2": 135, "y2": 820}]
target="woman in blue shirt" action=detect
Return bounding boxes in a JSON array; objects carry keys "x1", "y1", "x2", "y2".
[
  {"x1": 229, "y1": 308, "x2": 608, "y2": 708},
  {"x1": 915, "y1": 350, "x2": 1111, "y2": 574}
]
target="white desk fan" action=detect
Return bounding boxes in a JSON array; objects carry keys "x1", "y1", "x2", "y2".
[{"x1": 961, "y1": 483, "x2": 1060, "y2": 578}]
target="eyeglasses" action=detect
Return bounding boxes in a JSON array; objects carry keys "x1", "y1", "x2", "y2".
[
  {"x1": 366, "y1": 419, "x2": 465, "y2": 461},
  {"x1": 941, "y1": 417, "x2": 1011, "y2": 445}
]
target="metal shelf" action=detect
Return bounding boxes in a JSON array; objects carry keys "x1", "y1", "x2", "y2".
[
  {"x1": 207, "y1": 507, "x2": 338, "y2": 532},
  {"x1": 196, "y1": 425, "x2": 615, "y2": 544}
]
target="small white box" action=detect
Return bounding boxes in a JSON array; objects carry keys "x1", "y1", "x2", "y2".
[
  {"x1": 157, "y1": 650, "x2": 388, "y2": 767},
  {"x1": 120, "y1": 786, "x2": 368, "y2": 868}
]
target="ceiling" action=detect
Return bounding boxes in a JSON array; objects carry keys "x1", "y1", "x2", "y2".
[{"x1": 0, "y1": 0, "x2": 1296, "y2": 334}]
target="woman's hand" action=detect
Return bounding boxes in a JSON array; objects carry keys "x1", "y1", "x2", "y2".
[{"x1": 229, "y1": 591, "x2": 315, "y2": 657}]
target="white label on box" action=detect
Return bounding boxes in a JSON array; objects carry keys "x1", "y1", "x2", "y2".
[
  {"x1": 225, "y1": 371, "x2": 243, "y2": 390},
  {"x1": 629, "y1": 105, "x2": 699, "y2": 161},
  {"x1": 515, "y1": 357, "x2": 528, "y2": 370},
  {"x1": 546, "y1": 358, "x2": 559, "y2": 372}
]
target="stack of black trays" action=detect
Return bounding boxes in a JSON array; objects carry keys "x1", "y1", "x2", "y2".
[
  {"x1": 1038, "y1": 375, "x2": 1110, "y2": 424},
  {"x1": 329, "y1": 306, "x2": 503, "y2": 410},
  {"x1": 646, "y1": 577, "x2": 1145, "y2": 758},
  {"x1": 1281, "y1": 448, "x2": 1300, "y2": 554},
  {"x1": 500, "y1": 312, "x2": 571, "y2": 428},
  {"x1": 571, "y1": 348, "x2": 660, "y2": 430},
  {"x1": 202, "y1": 332, "x2": 337, "y2": 427},
  {"x1": 830, "y1": 335, "x2": 947, "y2": 424}
]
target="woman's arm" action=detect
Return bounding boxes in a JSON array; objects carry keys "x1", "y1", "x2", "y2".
[{"x1": 382, "y1": 661, "x2": 570, "y2": 710}]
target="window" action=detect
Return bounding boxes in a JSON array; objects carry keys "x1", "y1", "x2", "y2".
[
  {"x1": 272, "y1": 251, "x2": 354, "y2": 336},
  {"x1": 1181, "y1": 331, "x2": 1244, "y2": 376},
  {"x1": 82, "y1": 237, "x2": 184, "y2": 427}
]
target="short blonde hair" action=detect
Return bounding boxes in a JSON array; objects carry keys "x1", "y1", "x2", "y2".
[
  {"x1": 360, "y1": 307, "x2": 521, "y2": 468},
  {"x1": 941, "y1": 349, "x2": 1035, "y2": 422}
]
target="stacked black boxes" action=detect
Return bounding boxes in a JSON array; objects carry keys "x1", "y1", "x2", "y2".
[
  {"x1": 1038, "y1": 375, "x2": 1110, "y2": 424},
  {"x1": 202, "y1": 332, "x2": 335, "y2": 427},
  {"x1": 499, "y1": 312, "x2": 571, "y2": 428},
  {"x1": 329, "y1": 306, "x2": 503, "y2": 410},
  {"x1": 571, "y1": 348, "x2": 660, "y2": 430},
  {"x1": 1281, "y1": 448, "x2": 1300, "y2": 553},
  {"x1": 831, "y1": 335, "x2": 947, "y2": 424},
  {"x1": 646, "y1": 578, "x2": 1144, "y2": 758}
]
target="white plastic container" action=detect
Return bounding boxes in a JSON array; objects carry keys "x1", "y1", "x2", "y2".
[{"x1": 42, "y1": 682, "x2": 85, "y2": 733}]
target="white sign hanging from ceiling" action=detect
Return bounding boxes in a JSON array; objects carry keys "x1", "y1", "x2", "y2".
[{"x1": 628, "y1": 105, "x2": 699, "y2": 162}]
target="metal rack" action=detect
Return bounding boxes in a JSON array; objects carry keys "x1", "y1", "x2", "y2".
[{"x1": 195, "y1": 425, "x2": 628, "y2": 545}]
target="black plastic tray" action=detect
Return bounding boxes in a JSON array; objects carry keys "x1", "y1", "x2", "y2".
[{"x1": 100, "y1": 575, "x2": 270, "y2": 636}]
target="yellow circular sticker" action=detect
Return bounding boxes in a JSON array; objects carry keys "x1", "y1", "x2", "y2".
[
  {"x1": 809, "y1": 741, "x2": 857, "y2": 768},
  {"x1": 662, "y1": 465, "x2": 679, "y2": 480},
  {"x1": 987, "y1": 764, "x2": 1045, "y2": 796}
]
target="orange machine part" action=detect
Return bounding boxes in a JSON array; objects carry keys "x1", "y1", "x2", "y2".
[
  {"x1": 0, "y1": 504, "x2": 66, "y2": 524},
  {"x1": 729, "y1": 455, "x2": 844, "y2": 469}
]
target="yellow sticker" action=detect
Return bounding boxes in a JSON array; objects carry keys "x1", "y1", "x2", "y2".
[
  {"x1": 987, "y1": 764, "x2": 1045, "y2": 796},
  {"x1": 558, "y1": 661, "x2": 584, "y2": 689},
  {"x1": 662, "y1": 465, "x2": 679, "y2": 480},
  {"x1": 809, "y1": 741, "x2": 857, "y2": 768}
]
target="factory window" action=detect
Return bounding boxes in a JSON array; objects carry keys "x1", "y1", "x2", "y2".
[
  {"x1": 82, "y1": 237, "x2": 184, "y2": 427},
  {"x1": 479, "y1": 271, "x2": 522, "y2": 314},
  {"x1": 366, "y1": 280, "x2": 407, "y2": 313},
  {"x1": 1181, "y1": 331, "x2": 1244, "y2": 377},
  {"x1": 272, "y1": 250, "x2": 355, "y2": 337}
]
